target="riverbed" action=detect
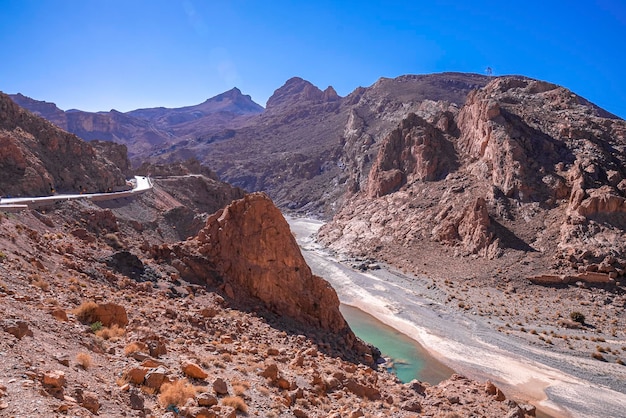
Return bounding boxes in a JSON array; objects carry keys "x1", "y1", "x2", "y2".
[{"x1": 287, "y1": 216, "x2": 626, "y2": 418}]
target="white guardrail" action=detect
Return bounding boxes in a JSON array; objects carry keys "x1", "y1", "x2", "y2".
[{"x1": 0, "y1": 176, "x2": 153, "y2": 212}]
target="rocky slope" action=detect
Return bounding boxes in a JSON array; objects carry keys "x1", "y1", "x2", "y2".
[
  {"x1": 317, "y1": 77, "x2": 626, "y2": 376},
  {"x1": 0, "y1": 182, "x2": 530, "y2": 418},
  {"x1": 0, "y1": 92, "x2": 127, "y2": 197}
]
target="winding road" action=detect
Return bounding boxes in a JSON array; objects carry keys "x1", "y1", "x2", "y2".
[{"x1": 0, "y1": 176, "x2": 153, "y2": 212}]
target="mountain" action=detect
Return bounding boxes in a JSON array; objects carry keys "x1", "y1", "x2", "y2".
[
  {"x1": 9, "y1": 93, "x2": 174, "y2": 159},
  {"x1": 9, "y1": 88, "x2": 264, "y2": 161},
  {"x1": 0, "y1": 95, "x2": 525, "y2": 416},
  {"x1": 320, "y1": 75, "x2": 626, "y2": 294},
  {"x1": 150, "y1": 73, "x2": 491, "y2": 216},
  {"x1": 0, "y1": 92, "x2": 127, "y2": 196},
  {"x1": 128, "y1": 87, "x2": 263, "y2": 124}
]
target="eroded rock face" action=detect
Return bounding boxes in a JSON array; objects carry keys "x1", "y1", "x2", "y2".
[
  {"x1": 368, "y1": 112, "x2": 458, "y2": 197},
  {"x1": 321, "y1": 76, "x2": 626, "y2": 278},
  {"x1": 198, "y1": 193, "x2": 348, "y2": 332}
]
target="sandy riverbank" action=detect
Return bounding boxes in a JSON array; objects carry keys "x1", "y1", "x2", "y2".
[{"x1": 287, "y1": 216, "x2": 626, "y2": 418}]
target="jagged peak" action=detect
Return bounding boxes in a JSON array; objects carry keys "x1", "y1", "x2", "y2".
[{"x1": 266, "y1": 77, "x2": 339, "y2": 109}]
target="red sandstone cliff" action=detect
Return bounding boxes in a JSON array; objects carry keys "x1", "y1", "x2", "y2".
[{"x1": 153, "y1": 193, "x2": 363, "y2": 354}]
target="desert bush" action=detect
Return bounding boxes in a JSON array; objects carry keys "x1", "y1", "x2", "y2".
[
  {"x1": 570, "y1": 311, "x2": 585, "y2": 324},
  {"x1": 95, "y1": 324, "x2": 125, "y2": 340},
  {"x1": 104, "y1": 233, "x2": 124, "y2": 249},
  {"x1": 592, "y1": 352, "x2": 606, "y2": 361},
  {"x1": 73, "y1": 301, "x2": 98, "y2": 323},
  {"x1": 158, "y1": 379, "x2": 197, "y2": 407},
  {"x1": 76, "y1": 352, "x2": 93, "y2": 369},
  {"x1": 222, "y1": 396, "x2": 248, "y2": 413},
  {"x1": 90, "y1": 321, "x2": 103, "y2": 333},
  {"x1": 232, "y1": 380, "x2": 250, "y2": 396},
  {"x1": 124, "y1": 342, "x2": 148, "y2": 356},
  {"x1": 32, "y1": 275, "x2": 50, "y2": 291}
]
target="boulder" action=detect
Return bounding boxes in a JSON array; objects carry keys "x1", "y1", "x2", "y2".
[
  {"x1": 144, "y1": 366, "x2": 168, "y2": 390},
  {"x1": 181, "y1": 361, "x2": 208, "y2": 379},
  {"x1": 1, "y1": 319, "x2": 33, "y2": 339},
  {"x1": 92, "y1": 303, "x2": 128, "y2": 327},
  {"x1": 212, "y1": 378, "x2": 228, "y2": 395}
]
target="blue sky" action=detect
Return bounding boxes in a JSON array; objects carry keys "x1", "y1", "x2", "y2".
[{"x1": 1, "y1": 0, "x2": 625, "y2": 118}]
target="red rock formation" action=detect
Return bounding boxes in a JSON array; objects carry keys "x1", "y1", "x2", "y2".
[
  {"x1": 157, "y1": 193, "x2": 360, "y2": 351},
  {"x1": 197, "y1": 193, "x2": 348, "y2": 332}
]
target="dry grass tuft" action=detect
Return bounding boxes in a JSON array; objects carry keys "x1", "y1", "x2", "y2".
[
  {"x1": 124, "y1": 341, "x2": 148, "y2": 356},
  {"x1": 32, "y1": 277, "x2": 50, "y2": 291},
  {"x1": 158, "y1": 379, "x2": 198, "y2": 407},
  {"x1": 95, "y1": 324, "x2": 126, "y2": 341},
  {"x1": 72, "y1": 301, "x2": 98, "y2": 323},
  {"x1": 222, "y1": 396, "x2": 248, "y2": 413},
  {"x1": 232, "y1": 381, "x2": 250, "y2": 396},
  {"x1": 76, "y1": 352, "x2": 93, "y2": 369}
]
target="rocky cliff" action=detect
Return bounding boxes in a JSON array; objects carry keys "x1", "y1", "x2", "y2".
[
  {"x1": 153, "y1": 193, "x2": 363, "y2": 355},
  {"x1": 0, "y1": 92, "x2": 126, "y2": 197},
  {"x1": 320, "y1": 76, "x2": 626, "y2": 280}
]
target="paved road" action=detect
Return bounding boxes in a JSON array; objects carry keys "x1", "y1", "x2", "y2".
[{"x1": 0, "y1": 176, "x2": 153, "y2": 211}]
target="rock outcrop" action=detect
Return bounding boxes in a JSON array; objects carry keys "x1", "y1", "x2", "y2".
[
  {"x1": 367, "y1": 111, "x2": 458, "y2": 197},
  {"x1": 155, "y1": 193, "x2": 361, "y2": 352}
]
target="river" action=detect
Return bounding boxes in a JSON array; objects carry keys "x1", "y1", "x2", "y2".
[{"x1": 286, "y1": 216, "x2": 626, "y2": 418}]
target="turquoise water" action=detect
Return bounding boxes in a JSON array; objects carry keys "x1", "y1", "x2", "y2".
[{"x1": 340, "y1": 304, "x2": 453, "y2": 384}]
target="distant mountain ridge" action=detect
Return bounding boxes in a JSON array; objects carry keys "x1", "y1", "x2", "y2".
[
  {"x1": 127, "y1": 87, "x2": 263, "y2": 123},
  {"x1": 147, "y1": 72, "x2": 493, "y2": 215},
  {"x1": 9, "y1": 87, "x2": 263, "y2": 159}
]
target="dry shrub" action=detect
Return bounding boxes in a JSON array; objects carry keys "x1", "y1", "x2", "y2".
[
  {"x1": 32, "y1": 277, "x2": 50, "y2": 291},
  {"x1": 76, "y1": 352, "x2": 93, "y2": 369},
  {"x1": 95, "y1": 324, "x2": 126, "y2": 340},
  {"x1": 72, "y1": 301, "x2": 98, "y2": 323},
  {"x1": 231, "y1": 379, "x2": 250, "y2": 396},
  {"x1": 141, "y1": 385, "x2": 158, "y2": 395},
  {"x1": 222, "y1": 396, "x2": 248, "y2": 413},
  {"x1": 158, "y1": 379, "x2": 197, "y2": 407},
  {"x1": 124, "y1": 342, "x2": 148, "y2": 356},
  {"x1": 104, "y1": 233, "x2": 124, "y2": 249}
]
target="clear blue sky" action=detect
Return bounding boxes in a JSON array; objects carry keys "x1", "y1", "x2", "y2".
[{"x1": 1, "y1": 0, "x2": 624, "y2": 118}]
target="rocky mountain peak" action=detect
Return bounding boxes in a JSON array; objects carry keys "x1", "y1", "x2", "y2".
[
  {"x1": 266, "y1": 77, "x2": 339, "y2": 109},
  {"x1": 207, "y1": 87, "x2": 263, "y2": 111}
]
